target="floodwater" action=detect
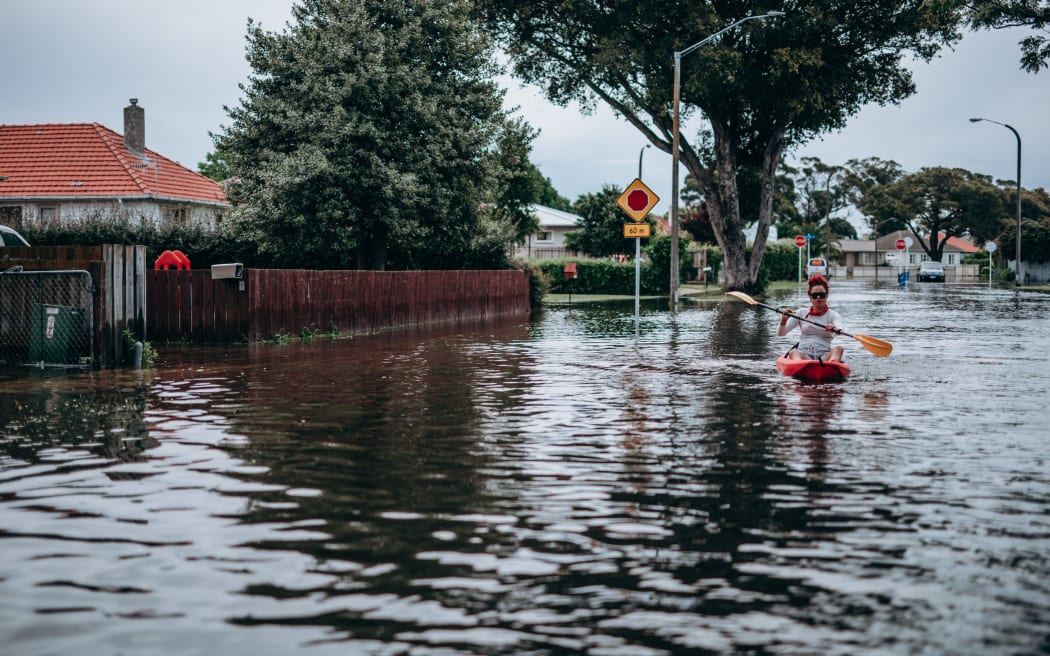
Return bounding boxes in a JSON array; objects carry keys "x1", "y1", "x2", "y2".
[{"x1": 1, "y1": 280, "x2": 1048, "y2": 656}]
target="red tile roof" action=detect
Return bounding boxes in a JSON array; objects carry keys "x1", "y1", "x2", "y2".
[
  {"x1": 941, "y1": 234, "x2": 981, "y2": 253},
  {"x1": 0, "y1": 123, "x2": 228, "y2": 205}
]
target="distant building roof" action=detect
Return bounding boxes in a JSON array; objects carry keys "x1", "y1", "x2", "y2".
[
  {"x1": 942, "y1": 234, "x2": 981, "y2": 253},
  {"x1": 0, "y1": 123, "x2": 228, "y2": 206},
  {"x1": 837, "y1": 230, "x2": 980, "y2": 253},
  {"x1": 531, "y1": 204, "x2": 580, "y2": 228}
]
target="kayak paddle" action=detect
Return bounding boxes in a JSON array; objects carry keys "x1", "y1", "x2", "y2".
[{"x1": 726, "y1": 291, "x2": 893, "y2": 357}]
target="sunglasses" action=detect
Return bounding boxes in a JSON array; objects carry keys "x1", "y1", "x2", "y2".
[{"x1": 809, "y1": 292, "x2": 827, "y2": 299}]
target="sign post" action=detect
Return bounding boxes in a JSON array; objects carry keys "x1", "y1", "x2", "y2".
[
  {"x1": 986, "y1": 241, "x2": 997, "y2": 288},
  {"x1": 794, "y1": 235, "x2": 806, "y2": 281},
  {"x1": 617, "y1": 178, "x2": 660, "y2": 336},
  {"x1": 895, "y1": 238, "x2": 907, "y2": 287}
]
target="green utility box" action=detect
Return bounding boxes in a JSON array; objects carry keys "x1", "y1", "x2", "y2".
[{"x1": 29, "y1": 304, "x2": 88, "y2": 366}]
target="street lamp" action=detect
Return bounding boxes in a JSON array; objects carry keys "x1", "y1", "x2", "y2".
[
  {"x1": 670, "y1": 10, "x2": 785, "y2": 304},
  {"x1": 639, "y1": 143, "x2": 651, "y2": 180},
  {"x1": 970, "y1": 117, "x2": 1022, "y2": 287}
]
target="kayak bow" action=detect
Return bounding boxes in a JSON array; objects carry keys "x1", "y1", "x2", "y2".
[{"x1": 775, "y1": 356, "x2": 851, "y2": 383}]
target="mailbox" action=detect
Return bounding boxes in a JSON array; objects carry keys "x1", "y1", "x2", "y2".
[
  {"x1": 211, "y1": 263, "x2": 243, "y2": 280},
  {"x1": 563, "y1": 262, "x2": 578, "y2": 280}
]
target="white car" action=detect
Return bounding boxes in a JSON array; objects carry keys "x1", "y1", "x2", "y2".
[
  {"x1": 806, "y1": 257, "x2": 828, "y2": 277},
  {"x1": 0, "y1": 225, "x2": 30, "y2": 247},
  {"x1": 918, "y1": 260, "x2": 945, "y2": 282}
]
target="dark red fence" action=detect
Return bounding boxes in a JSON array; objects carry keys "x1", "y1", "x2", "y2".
[{"x1": 147, "y1": 269, "x2": 530, "y2": 343}]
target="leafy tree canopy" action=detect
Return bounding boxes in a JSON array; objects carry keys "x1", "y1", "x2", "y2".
[
  {"x1": 197, "y1": 151, "x2": 232, "y2": 182},
  {"x1": 216, "y1": 0, "x2": 531, "y2": 270},
  {"x1": 478, "y1": 1, "x2": 964, "y2": 291},
  {"x1": 860, "y1": 166, "x2": 1006, "y2": 260},
  {"x1": 565, "y1": 185, "x2": 654, "y2": 257},
  {"x1": 956, "y1": 0, "x2": 1050, "y2": 72}
]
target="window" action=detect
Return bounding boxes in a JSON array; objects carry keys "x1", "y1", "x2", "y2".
[
  {"x1": 945, "y1": 253, "x2": 957, "y2": 265},
  {"x1": 39, "y1": 206, "x2": 58, "y2": 228},
  {"x1": 534, "y1": 231, "x2": 552, "y2": 242},
  {"x1": 166, "y1": 206, "x2": 189, "y2": 225}
]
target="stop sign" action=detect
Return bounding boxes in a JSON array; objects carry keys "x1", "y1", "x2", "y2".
[
  {"x1": 627, "y1": 189, "x2": 650, "y2": 212},
  {"x1": 895, "y1": 238, "x2": 906, "y2": 250},
  {"x1": 794, "y1": 235, "x2": 806, "y2": 247}
]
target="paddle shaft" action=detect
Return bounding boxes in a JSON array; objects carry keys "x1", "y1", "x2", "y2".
[
  {"x1": 726, "y1": 290, "x2": 892, "y2": 357},
  {"x1": 752, "y1": 298, "x2": 858, "y2": 339}
]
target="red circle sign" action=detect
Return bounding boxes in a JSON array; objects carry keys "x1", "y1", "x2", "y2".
[
  {"x1": 794, "y1": 235, "x2": 806, "y2": 247},
  {"x1": 895, "y1": 238, "x2": 906, "y2": 250}
]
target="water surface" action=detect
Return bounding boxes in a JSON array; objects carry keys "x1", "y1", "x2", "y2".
[{"x1": 2, "y1": 281, "x2": 1048, "y2": 655}]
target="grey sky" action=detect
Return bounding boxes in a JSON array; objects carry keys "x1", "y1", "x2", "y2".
[{"x1": 3, "y1": 1, "x2": 1046, "y2": 225}]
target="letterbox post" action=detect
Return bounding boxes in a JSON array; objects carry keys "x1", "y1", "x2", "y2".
[{"x1": 563, "y1": 263, "x2": 578, "y2": 305}]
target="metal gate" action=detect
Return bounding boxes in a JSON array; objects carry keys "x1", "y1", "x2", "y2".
[{"x1": 0, "y1": 269, "x2": 94, "y2": 369}]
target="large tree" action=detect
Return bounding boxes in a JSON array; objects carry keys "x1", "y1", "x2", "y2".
[
  {"x1": 860, "y1": 167, "x2": 1005, "y2": 261},
  {"x1": 478, "y1": 1, "x2": 964, "y2": 291},
  {"x1": 959, "y1": 0, "x2": 1050, "y2": 72},
  {"x1": 217, "y1": 0, "x2": 529, "y2": 270}
]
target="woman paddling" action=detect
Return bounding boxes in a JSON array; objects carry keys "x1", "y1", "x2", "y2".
[{"x1": 778, "y1": 274, "x2": 845, "y2": 363}]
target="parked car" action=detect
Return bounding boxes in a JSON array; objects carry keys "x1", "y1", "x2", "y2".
[
  {"x1": 918, "y1": 260, "x2": 945, "y2": 282},
  {"x1": 0, "y1": 225, "x2": 30, "y2": 247},
  {"x1": 806, "y1": 257, "x2": 828, "y2": 277}
]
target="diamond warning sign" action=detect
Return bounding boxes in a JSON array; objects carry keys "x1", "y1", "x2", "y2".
[{"x1": 616, "y1": 178, "x2": 660, "y2": 222}]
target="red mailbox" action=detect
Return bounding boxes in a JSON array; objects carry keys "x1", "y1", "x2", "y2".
[{"x1": 563, "y1": 262, "x2": 578, "y2": 280}]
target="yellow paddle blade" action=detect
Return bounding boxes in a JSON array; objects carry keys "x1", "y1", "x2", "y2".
[
  {"x1": 725, "y1": 291, "x2": 758, "y2": 305},
  {"x1": 852, "y1": 333, "x2": 893, "y2": 357}
]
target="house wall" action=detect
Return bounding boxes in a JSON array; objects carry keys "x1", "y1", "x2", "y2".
[
  {"x1": 515, "y1": 226, "x2": 579, "y2": 260},
  {"x1": 7, "y1": 200, "x2": 223, "y2": 230}
]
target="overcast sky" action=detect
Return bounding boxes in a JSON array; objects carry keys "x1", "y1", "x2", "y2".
[{"x1": 3, "y1": 1, "x2": 1047, "y2": 225}]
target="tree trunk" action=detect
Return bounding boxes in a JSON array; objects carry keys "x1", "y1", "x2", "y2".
[{"x1": 690, "y1": 120, "x2": 784, "y2": 293}]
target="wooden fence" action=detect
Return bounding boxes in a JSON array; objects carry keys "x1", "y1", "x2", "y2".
[{"x1": 147, "y1": 268, "x2": 530, "y2": 343}]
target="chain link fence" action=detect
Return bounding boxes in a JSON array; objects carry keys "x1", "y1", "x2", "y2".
[{"x1": 0, "y1": 269, "x2": 94, "y2": 369}]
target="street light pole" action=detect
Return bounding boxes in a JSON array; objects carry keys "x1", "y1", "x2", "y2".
[
  {"x1": 639, "y1": 143, "x2": 650, "y2": 180},
  {"x1": 970, "y1": 117, "x2": 1022, "y2": 287},
  {"x1": 670, "y1": 11, "x2": 784, "y2": 305}
]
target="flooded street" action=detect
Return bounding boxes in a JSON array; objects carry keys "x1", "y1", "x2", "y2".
[{"x1": 1, "y1": 280, "x2": 1048, "y2": 655}]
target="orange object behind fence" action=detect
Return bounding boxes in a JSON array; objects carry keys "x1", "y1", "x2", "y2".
[{"x1": 154, "y1": 250, "x2": 191, "y2": 270}]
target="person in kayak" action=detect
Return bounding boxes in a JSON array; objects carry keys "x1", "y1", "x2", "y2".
[{"x1": 778, "y1": 274, "x2": 845, "y2": 363}]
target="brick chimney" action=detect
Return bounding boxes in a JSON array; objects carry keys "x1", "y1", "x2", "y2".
[{"x1": 123, "y1": 98, "x2": 145, "y2": 154}]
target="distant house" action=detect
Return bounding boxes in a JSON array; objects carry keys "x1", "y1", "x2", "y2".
[
  {"x1": 0, "y1": 99, "x2": 229, "y2": 232},
  {"x1": 514, "y1": 204, "x2": 583, "y2": 260},
  {"x1": 835, "y1": 230, "x2": 981, "y2": 279}
]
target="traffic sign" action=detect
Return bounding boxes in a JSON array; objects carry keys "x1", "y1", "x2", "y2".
[
  {"x1": 617, "y1": 178, "x2": 660, "y2": 221},
  {"x1": 624, "y1": 223, "x2": 651, "y2": 238},
  {"x1": 986, "y1": 241, "x2": 997, "y2": 253},
  {"x1": 895, "y1": 238, "x2": 906, "y2": 250},
  {"x1": 794, "y1": 235, "x2": 806, "y2": 247}
]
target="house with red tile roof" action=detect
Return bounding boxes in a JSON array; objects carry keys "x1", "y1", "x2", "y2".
[{"x1": 0, "y1": 99, "x2": 229, "y2": 232}]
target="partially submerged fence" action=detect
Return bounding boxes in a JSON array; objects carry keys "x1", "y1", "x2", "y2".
[
  {"x1": 147, "y1": 268, "x2": 530, "y2": 343},
  {"x1": 0, "y1": 270, "x2": 94, "y2": 368},
  {"x1": 0, "y1": 245, "x2": 145, "y2": 368}
]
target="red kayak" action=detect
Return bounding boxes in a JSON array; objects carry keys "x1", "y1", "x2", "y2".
[{"x1": 775, "y1": 356, "x2": 851, "y2": 383}]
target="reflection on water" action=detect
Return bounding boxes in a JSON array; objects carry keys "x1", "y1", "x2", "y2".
[{"x1": 2, "y1": 283, "x2": 1049, "y2": 655}]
